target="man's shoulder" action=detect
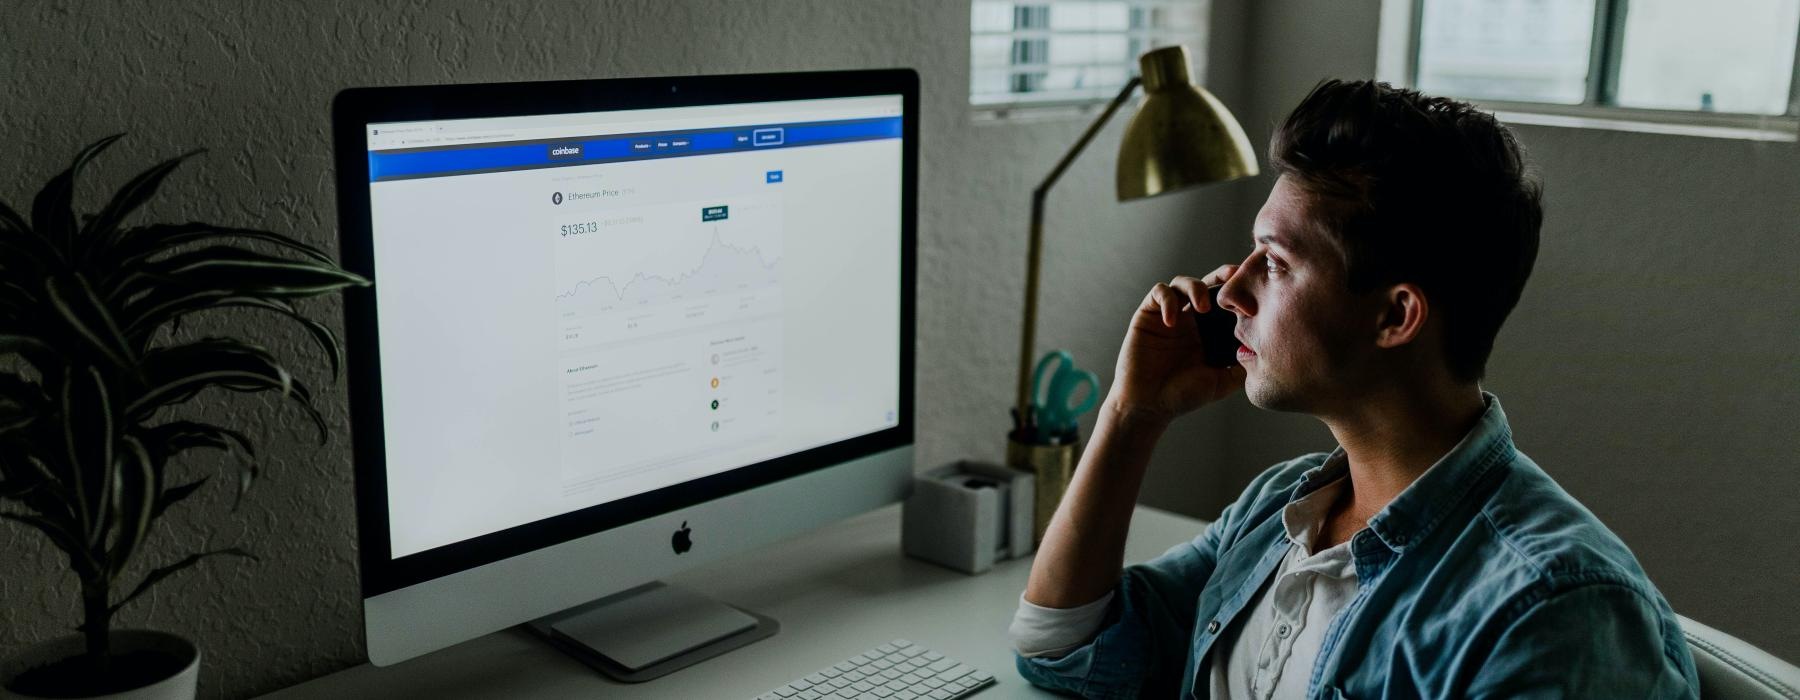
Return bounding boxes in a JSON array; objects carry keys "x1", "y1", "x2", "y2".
[{"x1": 1461, "y1": 451, "x2": 1664, "y2": 602}]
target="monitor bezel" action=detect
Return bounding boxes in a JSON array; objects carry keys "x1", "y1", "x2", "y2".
[{"x1": 332, "y1": 69, "x2": 918, "y2": 598}]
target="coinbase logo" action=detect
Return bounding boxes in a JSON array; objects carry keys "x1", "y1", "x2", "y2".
[{"x1": 548, "y1": 143, "x2": 583, "y2": 160}]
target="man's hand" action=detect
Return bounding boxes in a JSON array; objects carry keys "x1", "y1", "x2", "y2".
[{"x1": 1109, "y1": 265, "x2": 1248, "y2": 425}]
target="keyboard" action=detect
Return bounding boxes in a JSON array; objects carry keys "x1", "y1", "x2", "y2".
[{"x1": 754, "y1": 639, "x2": 995, "y2": 700}]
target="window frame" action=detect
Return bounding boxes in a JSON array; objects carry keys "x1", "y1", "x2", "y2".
[
  {"x1": 970, "y1": 0, "x2": 1212, "y2": 119},
  {"x1": 1377, "y1": 0, "x2": 1800, "y2": 141}
]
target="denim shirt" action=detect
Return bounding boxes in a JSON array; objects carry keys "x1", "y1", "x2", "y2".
[{"x1": 1015, "y1": 391, "x2": 1699, "y2": 699}]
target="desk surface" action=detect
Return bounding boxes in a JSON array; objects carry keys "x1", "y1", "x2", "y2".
[{"x1": 264, "y1": 503, "x2": 1206, "y2": 699}]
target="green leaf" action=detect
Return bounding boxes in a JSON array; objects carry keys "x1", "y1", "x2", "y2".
[
  {"x1": 116, "y1": 288, "x2": 233, "y2": 348},
  {"x1": 46, "y1": 275, "x2": 135, "y2": 371},
  {"x1": 0, "y1": 279, "x2": 38, "y2": 323},
  {"x1": 0, "y1": 334, "x2": 53, "y2": 382},
  {"x1": 0, "y1": 447, "x2": 43, "y2": 499},
  {"x1": 105, "y1": 435, "x2": 157, "y2": 580},
  {"x1": 235, "y1": 461, "x2": 262, "y2": 510},
  {"x1": 136, "y1": 420, "x2": 258, "y2": 512},
  {"x1": 0, "y1": 411, "x2": 36, "y2": 439},
  {"x1": 31, "y1": 455, "x2": 77, "y2": 514},
  {"x1": 108, "y1": 221, "x2": 334, "y2": 270},
  {"x1": 126, "y1": 339, "x2": 330, "y2": 444},
  {"x1": 149, "y1": 477, "x2": 207, "y2": 520},
  {"x1": 108, "y1": 547, "x2": 256, "y2": 616},
  {"x1": 82, "y1": 150, "x2": 203, "y2": 260},
  {"x1": 140, "y1": 420, "x2": 256, "y2": 461},
  {"x1": 60, "y1": 365, "x2": 113, "y2": 548},
  {"x1": 0, "y1": 333, "x2": 52, "y2": 359},
  {"x1": 144, "y1": 296, "x2": 344, "y2": 380},
  {"x1": 32, "y1": 134, "x2": 125, "y2": 254},
  {"x1": 121, "y1": 245, "x2": 369, "y2": 303},
  {"x1": 0, "y1": 371, "x2": 48, "y2": 411}
]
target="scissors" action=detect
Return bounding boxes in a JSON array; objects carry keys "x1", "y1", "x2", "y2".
[{"x1": 1030, "y1": 350, "x2": 1100, "y2": 441}]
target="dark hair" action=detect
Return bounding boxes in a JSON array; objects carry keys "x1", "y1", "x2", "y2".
[{"x1": 1270, "y1": 79, "x2": 1542, "y2": 384}]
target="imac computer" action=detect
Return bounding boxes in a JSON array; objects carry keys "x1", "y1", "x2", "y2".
[{"x1": 331, "y1": 69, "x2": 918, "y2": 677}]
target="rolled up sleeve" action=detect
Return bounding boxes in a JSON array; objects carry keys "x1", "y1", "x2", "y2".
[{"x1": 1013, "y1": 515, "x2": 1232, "y2": 698}]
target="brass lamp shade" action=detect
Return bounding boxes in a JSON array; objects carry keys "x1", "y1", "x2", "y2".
[{"x1": 1116, "y1": 46, "x2": 1258, "y2": 200}]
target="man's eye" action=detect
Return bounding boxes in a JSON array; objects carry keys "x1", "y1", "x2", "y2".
[{"x1": 1265, "y1": 260, "x2": 1281, "y2": 274}]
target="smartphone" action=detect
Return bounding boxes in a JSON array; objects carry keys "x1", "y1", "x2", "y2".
[{"x1": 1196, "y1": 284, "x2": 1239, "y2": 368}]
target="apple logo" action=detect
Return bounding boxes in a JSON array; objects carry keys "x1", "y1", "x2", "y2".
[{"x1": 671, "y1": 521, "x2": 693, "y2": 554}]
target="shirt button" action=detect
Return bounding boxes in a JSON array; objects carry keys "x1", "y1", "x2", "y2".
[
  {"x1": 1207, "y1": 620, "x2": 1221, "y2": 634},
  {"x1": 1277, "y1": 624, "x2": 1292, "y2": 638}
]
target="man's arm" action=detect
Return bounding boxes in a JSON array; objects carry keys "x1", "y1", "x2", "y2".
[
  {"x1": 1023, "y1": 398, "x2": 1170, "y2": 608},
  {"x1": 1010, "y1": 269, "x2": 1250, "y2": 698}
]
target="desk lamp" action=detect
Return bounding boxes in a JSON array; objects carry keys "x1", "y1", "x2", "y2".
[{"x1": 1009, "y1": 45, "x2": 1258, "y2": 539}]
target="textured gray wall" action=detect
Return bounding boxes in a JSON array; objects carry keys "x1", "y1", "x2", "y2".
[
  {"x1": 1224, "y1": 0, "x2": 1800, "y2": 664},
  {"x1": 0, "y1": 1, "x2": 1249, "y2": 696}
]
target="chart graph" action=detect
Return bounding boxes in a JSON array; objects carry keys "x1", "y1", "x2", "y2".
[
  {"x1": 556, "y1": 227, "x2": 779, "y2": 308},
  {"x1": 554, "y1": 195, "x2": 785, "y2": 352}
]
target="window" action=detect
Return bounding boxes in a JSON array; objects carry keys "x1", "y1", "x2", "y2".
[
  {"x1": 1380, "y1": 0, "x2": 1800, "y2": 138},
  {"x1": 971, "y1": 1, "x2": 1210, "y2": 114}
]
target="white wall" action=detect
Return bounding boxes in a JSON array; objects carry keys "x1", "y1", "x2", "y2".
[
  {"x1": 1225, "y1": 0, "x2": 1800, "y2": 663},
  {"x1": 0, "y1": 2, "x2": 1246, "y2": 696}
]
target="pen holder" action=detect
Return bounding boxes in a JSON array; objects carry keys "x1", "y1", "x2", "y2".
[
  {"x1": 901, "y1": 460, "x2": 1036, "y2": 574},
  {"x1": 1005, "y1": 435, "x2": 1079, "y2": 545}
]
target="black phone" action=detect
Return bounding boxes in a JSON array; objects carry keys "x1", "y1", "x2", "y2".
[{"x1": 1196, "y1": 284, "x2": 1239, "y2": 368}]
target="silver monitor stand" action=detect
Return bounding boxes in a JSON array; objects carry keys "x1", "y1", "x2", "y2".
[{"x1": 526, "y1": 581, "x2": 779, "y2": 682}]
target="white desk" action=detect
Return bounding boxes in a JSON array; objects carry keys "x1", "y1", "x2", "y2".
[{"x1": 264, "y1": 504, "x2": 1205, "y2": 699}]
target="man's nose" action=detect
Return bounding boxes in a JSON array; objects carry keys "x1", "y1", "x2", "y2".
[{"x1": 1218, "y1": 268, "x2": 1252, "y2": 316}]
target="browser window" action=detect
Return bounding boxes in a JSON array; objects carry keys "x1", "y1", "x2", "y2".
[{"x1": 365, "y1": 95, "x2": 905, "y2": 558}]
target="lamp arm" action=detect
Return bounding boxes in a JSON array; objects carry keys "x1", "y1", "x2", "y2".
[{"x1": 1016, "y1": 77, "x2": 1144, "y2": 419}]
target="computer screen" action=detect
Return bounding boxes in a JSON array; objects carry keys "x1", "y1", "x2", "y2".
[
  {"x1": 334, "y1": 70, "x2": 917, "y2": 667},
  {"x1": 365, "y1": 95, "x2": 903, "y2": 557}
]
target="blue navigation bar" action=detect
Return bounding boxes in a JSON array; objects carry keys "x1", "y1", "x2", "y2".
[{"x1": 368, "y1": 116, "x2": 900, "y2": 182}]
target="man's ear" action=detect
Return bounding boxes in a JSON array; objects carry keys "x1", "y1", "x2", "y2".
[{"x1": 1373, "y1": 283, "x2": 1429, "y2": 350}]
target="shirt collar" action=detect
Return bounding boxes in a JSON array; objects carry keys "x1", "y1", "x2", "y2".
[
  {"x1": 1281, "y1": 474, "x2": 1345, "y2": 551},
  {"x1": 1284, "y1": 390, "x2": 1518, "y2": 555},
  {"x1": 1279, "y1": 475, "x2": 1360, "y2": 578}
]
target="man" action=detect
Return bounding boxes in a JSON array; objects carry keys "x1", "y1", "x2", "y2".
[{"x1": 1010, "y1": 79, "x2": 1699, "y2": 698}]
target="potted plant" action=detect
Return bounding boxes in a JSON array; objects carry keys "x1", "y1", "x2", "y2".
[{"x1": 0, "y1": 135, "x2": 370, "y2": 699}]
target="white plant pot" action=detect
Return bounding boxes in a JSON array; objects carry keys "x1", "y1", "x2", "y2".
[{"x1": 0, "y1": 630, "x2": 198, "y2": 700}]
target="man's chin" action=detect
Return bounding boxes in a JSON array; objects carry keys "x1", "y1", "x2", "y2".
[{"x1": 1243, "y1": 375, "x2": 1304, "y2": 414}]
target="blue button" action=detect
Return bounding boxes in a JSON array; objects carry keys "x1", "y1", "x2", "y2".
[
  {"x1": 766, "y1": 170, "x2": 783, "y2": 183},
  {"x1": 752, "y1": 128, "x2": 784, "y2": 146}
]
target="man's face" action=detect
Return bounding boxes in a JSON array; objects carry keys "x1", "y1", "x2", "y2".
[{"x1": 1218, "y1": 175, "x2": 1384, "y2": 414}]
